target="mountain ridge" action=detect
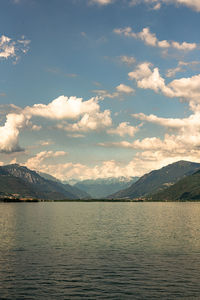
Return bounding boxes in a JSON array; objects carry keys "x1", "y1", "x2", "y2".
[
  {"x1": 0, "y1": 164, "x2": 90, "y2": 200},
  {"x1": 74, "y1": 176, "x2": 138, "y2": 198},
  {"x1": 108, "y1": 160, "x2": 200, "y2": 199},
  {"x1": 148, "y1": 168, "x2": 200, "y2": 201}
]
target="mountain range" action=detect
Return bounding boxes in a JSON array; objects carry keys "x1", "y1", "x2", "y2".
[
  {"x1": 108, "y1": 161, "x2": 200, "y2": 199},
  {"x1": 74, "y1": 177, "x2": 138, "y2": 199},
  {"x1": 1, "y1": 161, "x2": 200, "y2": 201},
  {"x1": 0, "y1": 164, "x2": 90, "y2": 200}
]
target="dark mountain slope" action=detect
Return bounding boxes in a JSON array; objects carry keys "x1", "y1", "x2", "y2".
[
  {"x1": 0, "y1": 175, "x2": 38, "y2": 198},
  {"x1": 0, "y1": 164, "x2": 78, "y2": 200},
  {"x1": 62, "y1": 183, "x2": 91, "y2": 199},
  {"x1": 149, "y1": 169, "x2": 200, "y2": 201},
  {"x1": 108, "y1": 161, "x2": 200, "y2": 199},
  {"x1": 37, "y1": 171, "x2": 61, "y2": 183},
  {"x1": 38, "y1": 170, "x2": 91, "y2": 199}
]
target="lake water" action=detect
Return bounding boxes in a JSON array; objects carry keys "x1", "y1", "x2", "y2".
[{"x1": 0, "y1": 202, "x2": 200, "y2": 299}]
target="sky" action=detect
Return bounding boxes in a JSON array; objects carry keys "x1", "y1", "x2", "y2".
[{"x1": 1, "y1": 0, "x2": 200, "y2": 181}]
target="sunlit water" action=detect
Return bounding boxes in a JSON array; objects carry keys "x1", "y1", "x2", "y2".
[{"x1": 0, "y1": 202, "x2": 200, "y2": 299}]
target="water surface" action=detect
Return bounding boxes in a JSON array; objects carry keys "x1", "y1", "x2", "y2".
[{"x1": 0, "y1": 202, "x2": 200, "y2": 299}]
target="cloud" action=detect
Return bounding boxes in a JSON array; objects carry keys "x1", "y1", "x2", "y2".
[
  {"x1": 107, "y1": 122, "x2": 140, "y2": 137},
  {"x1": 92, "y1": 89, "x2": 119, "y2": 99},
  {"x1": 153, "y1": 2, "x2": 161, "y2": 10},
  {"x1": 0, "y1": 35, "x2": 15, "y2": 58},
  {"x1": 0, "y1": 113, "x2": 30, "y2": 153},
  {"x1": 26, "y1": 148, "x2": 200, "y2": 180},
  {"x1": 132, "y1": 112, "x2": 200, "y2": 149},
  {"x1": 10, "y1": 158, "x2": 17, "y2": 164},
  {"x1": 0, "y1": 93, "x2": 6, "y2": 97},
  {"x1": 129, "y1": 0, "x2": 200, "y2": 12},
  {"x1": 99, "y1": 105, "x2": 200, "y2": 175},
  {"x1": 0, "y1": 95, "x2": 112, "y2": 153},
  {"x1": 57, "y1": 110, "x2": 112, "y2": 133},
  {"x1": 105, "y1": 130, "x2": 200, "y2": 157},
  {"x1": 0, "y1": 34, "x2": 30, "y2": 62},
  {"x1": 166, "y1": 61, "x2": 200, "y2": 78},
  {"x1": 38, "y1": 140, "x2": 54, "y2": 146},
  {"x1": 46, "y1": 67, "x2": 77, "y2": 78},
  {"x1": 93, "y1": 83, "x2": 134, "y2": 99},
  {"x1": 128, "y1": 62, "x2": 153, "y2": 80},
  {"x1": 98, "y1": 58, "x2": 200, "y2": 175},
  {"x1": 89, "y1": 0, "x2": 114, "y2": 5},
  {"x1": 166, "y1": 66, "x2": 183, "y2": 78},
  {"x1": 87, "y1": 0, "x2": 200, "y2": 11},
  {"x1": 24, "y1": 105, "x2": 200, "y2": 180},
  {"x1": 132, "y1": 112, "x2": 187, "y2": 129},
  {"x1": 66, "y1": 133, "x2": 85, "y2": 138},
  {"x1": 114, "y1": 27, "x2": 197, "y2": 51},
  {"x1": 0, "y1": 104, "x2": 22, "y2": 115},
  {"x1": 164, "y1": 0, "x2": 200, "y2": 12},
  {"x1": 24, "y1": 153, "x2": 142, "y2": 180},
  {"x1": 120, "y1": 55, "x2": 136, "y2": 66},
  {"x1": 129, "y1": 62, "x2": 171, "y2": 94},
  {"x1": 26, "y1": 151, "x2": 68, "y2": 171},
  {"x1": 30, "y1": 124, "x2": 42, "y2": 131},
  {"x1": 116, "y1": 84, "x2": 135, "y2": 94},
  {"x1": 129, "y1": 62, "x2": 200, "y2": 108},
  {"x1": 25, "y1": 95, "x2": 100, "y2": 120}
]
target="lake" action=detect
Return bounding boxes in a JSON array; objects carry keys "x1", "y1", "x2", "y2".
[{"x1": 0, "y1": 202, "x2": 200, "y2": 299}]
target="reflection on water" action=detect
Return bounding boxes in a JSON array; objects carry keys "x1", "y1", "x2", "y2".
[{"x1": 0, "y1": 202, "x2": 200, "y2": 299}]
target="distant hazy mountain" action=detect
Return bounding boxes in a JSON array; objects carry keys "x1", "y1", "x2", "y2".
[
  {"x1": 0, "y1": 164, "x2": 90, "y2": 200},
  {"x1": 74, "y1": 177, "x2": 138, "y2": 199},
  {"x1": 108, "y1": 161, "x2": 200, "y2": 199},
  {"x1": 149, "y1": 169, "x2": 200, "y2": 201}
]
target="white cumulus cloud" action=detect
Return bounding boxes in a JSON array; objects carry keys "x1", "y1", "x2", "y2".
[
  {"x1": 107, "y1": 122, "x2": 140, "y2": 137},
  {"x1": 116, "y1": 84, "x2": 135, "y2": 94},
  {"x1": 26, "y1": 151, "x2": 68, "y2": 171},
  {"x1": 57, "y1": 110, "x2": 112, "y2": 133},
  {"x1": 25, "y1": 95, "x2": 100, "y2": 120},
  {"x1": 0, "y1": 113, "x2": 30, "y2": 153},
  {"x1": 129, "y1": 62, "x2": 200, "y2": 108},
  {"x1": 114, "y1": 27, "x2": 197, "y2": 51},
  {"x1": 0, "y1": 95, "x2": 112, "y2": 153}
]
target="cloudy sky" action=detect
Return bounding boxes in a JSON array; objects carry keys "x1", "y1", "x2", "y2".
[{"x1": 1, "y1": 0, "x2": 200, "y2": 181}]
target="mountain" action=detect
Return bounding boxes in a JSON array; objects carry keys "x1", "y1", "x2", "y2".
[
  {"x1": 38, "y1": 171, "x2": 91, "y2": 199},
  {"x1": 108, "y1": 161, "x2": 200, "y2": 199},
  {"x1": 0, "y1": 164, "x2": 89, "y2": 200},
  {"x1": 149, "y1": 169, "x2": 200, "y2": 201},
  {"x1": 61, "y1": 183, "x2": 91, "y2": 199},
  {"x1": 37, "y1": 171, "x2": 60, "y2": 183},
  {"x1": 74, "y1": 177, "x2": 138, "y2": 199}
]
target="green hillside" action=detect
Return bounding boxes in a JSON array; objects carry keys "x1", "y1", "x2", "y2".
[{"x1": 149, "y1": 170, "x2": 200, "y2": 201}]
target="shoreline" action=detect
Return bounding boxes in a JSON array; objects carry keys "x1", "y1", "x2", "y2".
[{"x1": 1, "y1": 198, "x2": 200, "y2": 203}]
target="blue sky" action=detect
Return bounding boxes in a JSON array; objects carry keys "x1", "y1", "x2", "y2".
[{"x1": 1, "y1": 0, "x2": 200, "y2": 180}]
